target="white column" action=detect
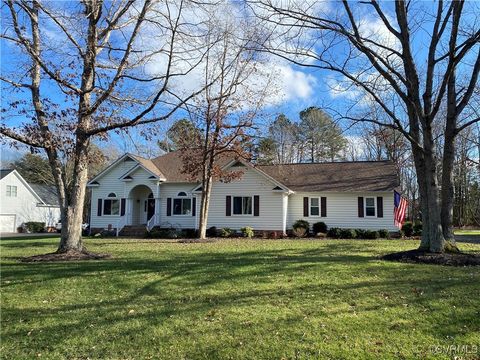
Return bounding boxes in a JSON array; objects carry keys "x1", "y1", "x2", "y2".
[
  {"x1": 282, "y1": 193, "x2": 289, "y2": 236},
  {"x1": 126, "y1": 198, "x2": 133, "y2": 225},
  {"x1": 154, "y1": 197, "x2": 161, "y2": 226}
]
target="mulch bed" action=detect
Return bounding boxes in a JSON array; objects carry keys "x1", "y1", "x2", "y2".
[
  {"x1": 20, "y1": 250, "x2": 111, "y2": 263},
  {"x1": 381, "y1": 249, "x2": 480, "y2": 266}
]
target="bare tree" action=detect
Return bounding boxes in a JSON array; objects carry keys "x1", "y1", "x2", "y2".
[
  {"x1": 1, "y1": 0, "x2": 211, "y2": 254},
  {"x1": 251, "y1": 0, "x2": 480, "y2": 253},
  {"x1": 178, "y1": 9, "x2": 274, "y2": 239}
]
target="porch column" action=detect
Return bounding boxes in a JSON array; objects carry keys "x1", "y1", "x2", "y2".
[
  {"x1": 126, "y1": 198, "x2": 133, "y2": 225},
  {"x1": 282, "y1": 193, "x2": 288, "y2": 236},
  {"x1": 154, "y1": 197, "x2": 161, "y2": 226}
]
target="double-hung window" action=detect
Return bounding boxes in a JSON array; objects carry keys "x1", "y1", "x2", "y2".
[
  {"x1": 365, "y1": 197, "x2": 376, "y2": 217},
  {"x1": 233, "y1": 196, "x2": 252, "y2": 215},
  {"x1": 173, "y1": 192, "x2": 192, "y2": 215},
  {"x1": 310, "y1": 198, "x2": 320, "y2": 216},
  {"x1": 6, "y1": 185, "x2": 17, "y2": 197},
  {"x1": 103, "y1": 192, "x2": 120, "y2": 215}
]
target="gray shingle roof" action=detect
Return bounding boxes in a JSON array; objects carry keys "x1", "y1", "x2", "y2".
[
  {"x1": 0, "y1": 169, "x2": 14, "y2": 180},
  {"x1": 30, "y1": 184, "x2": 60, "y2": 206},
  {"x1": 258, "y1": 161, "x2": 399, "y2": 192}
]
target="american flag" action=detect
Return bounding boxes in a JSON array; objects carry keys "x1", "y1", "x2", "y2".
[{"x1": 394, "y1": 190, "x2": 408, "y2": 229}]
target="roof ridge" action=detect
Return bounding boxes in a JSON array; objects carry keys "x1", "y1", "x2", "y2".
[{"x1": 257, "y1": 160, "x2": 394, "y2": 166}]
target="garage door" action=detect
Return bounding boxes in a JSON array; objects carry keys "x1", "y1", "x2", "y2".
[{"x1": 0, "y1": 215, "x2": 16, "y2": 233}]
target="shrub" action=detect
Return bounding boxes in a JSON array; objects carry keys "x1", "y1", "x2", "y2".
[
  {"x1": 413, "y1": 221, "x2": 422, "y2": 236},
  {"x1": 293, "y1": 219, "x2": 309, "y2": 230},
  {"x1": 220, "y1": 227, "x2": 233, "y2": 238},
  {"x1": 146, "y1": 228, "x2": 179, "y2": 239},
  {"x1": 378, "y1": 229, "x2": 390, "y2": 239},
  {"x1": 355, "y1": 229, "x2": 367, "y2": 239},
  {"x1": 241, "y1": 226, "x2": 254, "y2": 238},
  {"x1": 292, "y1": 227, "x2": 307, "y2": 238},
  {"x1": 312, "y1": 221, "x2": 328, "y2": 234},
  {"x1": 364, "y1": 230, "x2": 379, "y2": 239},
  {"x1": 23, "y1": 222, "x2": 45, "y2": 233},
  {"x1": 339, "y1": 228, "x2": 357, "y2": 239},
  {"x1": 402, "y1": 221, "x2": 414, "y2": 237},
  {"x1": 206, "y1": 226, "x2": 218, "y2": 237},
  {"x1": 327, "y1": 227, "x2": 341, "y2": 239},
  {"x1": 182, "y1": 229, "x2": 198, "y2": 238}
]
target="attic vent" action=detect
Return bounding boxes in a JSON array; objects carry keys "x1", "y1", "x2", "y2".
[
  {"x1": 194, "y1": 186, "x2": 203, "y2": 192},
  {"x1": 124, "y1": 157, "x2": 135, "y2": 162},
  {"x1": 231, "y1": 161, "x2": 244, "y2": 167},
  {"x1": 272, "y1": 186, "x2": 283, "y2": 191},
  {"x1": 123, "y1": 175, "x2": 133, "y2": 180},
  {"x1": 148, "y1": 175, "x2": 156, "y2": 179},
  {"x1": 90, "y1": 181, "x2": 100, "y2": 185}
]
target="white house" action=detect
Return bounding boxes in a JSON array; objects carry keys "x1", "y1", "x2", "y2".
[
  {"x1": 0, "y1": 169, "x2": 61, "y2": 233},
  {"x1": 87, "y1": 152, "x2": 400, "y2": 236}
]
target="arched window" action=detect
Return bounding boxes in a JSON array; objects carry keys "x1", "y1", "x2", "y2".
[
  {"x1": 103, "y1": 193, "x2": 120, "y2": 215},
  {"x1": 177, "y1": 191, "x2": 187, "y2": 197},
  {"x1": 173, "y1": 192, "x2": 192, "y2": 215}
]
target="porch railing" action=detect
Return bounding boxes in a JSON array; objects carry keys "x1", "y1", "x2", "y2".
[
  {"x1": 146, "y1": 216, "x2": 156, "y2": 232},
  {"x1": 116, "y1": 216, "x2": 127, "y2": 237}
]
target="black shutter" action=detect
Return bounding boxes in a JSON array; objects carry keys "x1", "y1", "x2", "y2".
[
  {"x1": 254, "y1": 195, "x2": 260, "y2": 216},
  {"x1": 97, "y1": 199, "x2": 102, "y2": 216},
  {"x1": 120, "y1": 198, "x2": 126, "y2": 216},
  {"x1": 377, "y1": 196, "x2": 383, "y2": 218},
  {"x1": 321, "y1": 197, "x2": 327, "y2": 217},
  {"x1": 167, "y1": 198, "x2": 171, "y2": 216},
  {"x1": 192, "y1": 197, "x2": 196, "y2": 216},
  {"x1": 358, "y1": 197, "x2": 364, "y2": 217},
  {"x1": 226, "y1": 196, "x2": 231, "y2": 216},
  {"x1": 303, "y1": 197, "x2": 309, "y2": 217}
]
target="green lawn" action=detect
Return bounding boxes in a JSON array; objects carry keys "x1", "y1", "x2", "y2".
[
  {"x1": 1, "y1": 237, "x2": 479, "y2": 360},
  {"x1": 454, "y1": 229, "x2": 480, "y2": 236}
]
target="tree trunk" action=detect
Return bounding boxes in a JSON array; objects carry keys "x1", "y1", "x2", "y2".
[
  {"x1": 441, "y1": 130, "x2": 457, "y2": 245},
  {"x1": 198, "y1": 176, "x2": 213, "y2": 240},
  {"x1": 57, "y1": 141, "x2": 89, "y2": 253}
]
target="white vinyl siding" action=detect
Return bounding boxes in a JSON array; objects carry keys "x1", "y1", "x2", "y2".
[
  {"x1": 288, "y1": 192, "x2": 396, "y2": 231},
  {"x1": 0, "y1": 172, "x2": 60, "y2": 229},
  {"x1": 204, "y1": 166, "x2": 284, "y2": 231}
]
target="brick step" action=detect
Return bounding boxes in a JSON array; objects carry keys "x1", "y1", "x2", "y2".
[{"x1": 119, "y1": 225, "x2": 147, "y2": 237}]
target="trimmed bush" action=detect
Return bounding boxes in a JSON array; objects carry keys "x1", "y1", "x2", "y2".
[
  {"x1": 364, "y1": 230, "x2": 379, "y2": 239},
  {"x1": 293, "y1": 220, "x2": 309, "y2": 230},
  {"x1": 23, "y1": 222, "x2": 45, "y2": 233},
  {"x1": 413, "y1": 222, "x2": 422, "y2": 236},
  {"x1": 206, "y1": 226, "x2": 218, "y2": 237},
  {"x1": 327, "y1": 227, "x2": 341, "y2": 239},
  {"x1": 292, "y1": 227, "x2": 307, "y2": 238},
  {"x1": 182, "y1": 229, "x2": 198, "y2": 238},
  {"x1": 241, "y1": 226, "x2": 254, "y2": 238},
  {"x1": 355, "y1": 229, "x2": 367, "y2": 239},
  {"x1": 313, "y1": 221, "x2": 328, "y2": 234},
  {"x1": 378, "y1": 229, "x2": 390, "y2": 239},
  {"x1": 339, "y1": 228, "x2": 357, "y2": 239},
  {"x1": 220, "y1": 227, "x2": 233, "y2": 238},
  {"x1": 402, "y1": 221, "x2": 414, "y2": 237}
]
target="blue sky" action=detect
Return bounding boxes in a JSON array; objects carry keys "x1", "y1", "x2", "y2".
[{"x1": 1, "y1": 0, "x2": 479, "y2": 161}]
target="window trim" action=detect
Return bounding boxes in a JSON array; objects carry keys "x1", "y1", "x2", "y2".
[
  {"x1": 364, "y1": 197, "x2": 376, "y2": 217},
  {"x1": 309, "y1": 197, "x2": 320, "y2": 217},
  {"x1": 6, "y1": 185, "x2": 17, "y2": 197},
  {"x1": 231, "y1": 196, "x2": 253, "y2": 216},
  {"x1": 172, "y1": 197, "x2": 192, "y2": 216},
  {"x1": 103, "y1": 193, "x2": 120, "y2": 216}
]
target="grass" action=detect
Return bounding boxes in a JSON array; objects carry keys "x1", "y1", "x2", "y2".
[
  {"x1": 454, "y1": 229, "x2": 480, "y2": 236},
  {"x1": 1, "y1": 237, "x2": 479, "y2": 360}
]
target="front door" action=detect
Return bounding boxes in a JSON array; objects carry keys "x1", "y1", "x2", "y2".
[{"x1": 147, "y1": 198, "x2": 155, "y2": 221}]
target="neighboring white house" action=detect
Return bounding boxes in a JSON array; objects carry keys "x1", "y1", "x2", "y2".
[
  {"x1": 0, "y1": 169, "x2": 60, "y2": 233},
  {"x1": 87, "y1": 152, "x2": 400, "y2": 235}
]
